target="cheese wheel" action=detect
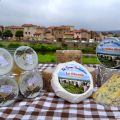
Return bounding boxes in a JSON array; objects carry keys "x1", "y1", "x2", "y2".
[
  {"x1": 0, "y1": 48, "x2": 13, "y2": 75},
  {"x1": 51, "y1": 61, "x2": 94, "y2": 103},
  {"x1": 14, "y1": 46, "x2": 38, "y2": 71},
  {"x1": 19, "y1": 70, "x2": 43, "y2": 98},
  {"x1": 0, "y1": 75, "x2": 18, "y2": 107},
  {"x1": 42, "y1": 66, "x2": 96, "y2": 92}
]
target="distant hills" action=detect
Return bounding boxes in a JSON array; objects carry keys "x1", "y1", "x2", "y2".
[{"x1": 96, "y1": 30, "x2": 120, "y2": 34}]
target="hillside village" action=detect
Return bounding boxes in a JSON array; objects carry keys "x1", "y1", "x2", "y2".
[{"x1": 0, "y1": 24, "x2": 119, "y2": 43}]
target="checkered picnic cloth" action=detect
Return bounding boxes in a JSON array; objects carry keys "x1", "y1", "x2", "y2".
[{"x1": 0, "y1": 64, "x2": 120, "y2": 120}]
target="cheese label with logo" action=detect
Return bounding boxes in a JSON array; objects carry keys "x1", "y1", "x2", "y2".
[
  {"x1": 96, "y1": 38, "x2": 120, "y2": 68},
  {"x1": 58, "y1": 63, "x2": 90, "y2": 94},
  {"x1": 51, "y1": 61, "x2": 93, "y2": 103}
]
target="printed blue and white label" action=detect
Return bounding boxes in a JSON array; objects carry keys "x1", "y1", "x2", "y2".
[
  {"x1": 96, "y1": 38, "x2": 120, "y2": 56},
  {"x1": 26, "y1": 54, "x2": 33, "y2": 65},
  {"x1": 58, "y1": 63, "x2": 90, "y2": 94},
  {"x1": 0, "y1": 85, "x2": 12, "y2": 94},
  {"x1": 0, "y1": 56, "x2": 9, "y2": 67},
  {"x1": 96, "y1": 38, "x2": 120, "y2": 68}
]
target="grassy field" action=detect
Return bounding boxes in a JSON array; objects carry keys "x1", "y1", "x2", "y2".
[
  {"x1": 0, "y1": 41, "x2": 100, "y2": 64},
  {"x1": 38, "y1": 53, "x2": 100, "y2": 64}
]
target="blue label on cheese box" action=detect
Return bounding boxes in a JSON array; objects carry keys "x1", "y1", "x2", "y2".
[{"x1": 96, "y1": 38, "x2": 120, "y2": 68}]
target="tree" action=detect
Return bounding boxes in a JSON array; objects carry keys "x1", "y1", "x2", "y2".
[
  {"x1": 3, "y1": 30, "x2": 13, "y2": 39},
  {"x1": 15, "y1": 30, "x2": 23, "y2": 40}
]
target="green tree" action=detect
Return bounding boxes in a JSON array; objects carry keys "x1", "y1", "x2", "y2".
[
  {"x1": 15, "y1": 30, "x2": 23, "y2": 40},
  {"x1": 3, "y1": 30, "x2": 13, "y2": 39}
]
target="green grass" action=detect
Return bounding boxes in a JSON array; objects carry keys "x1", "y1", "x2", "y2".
[
  {"x1": 38, "y1": 53, "x2": 100, "y2": 64},
  {"x1": 0, "y1": 41, "x2": 100, "y2": 64},
  {"x1": 60, "y1": 83, "x2": 84, "y2": 94},
  {"x1": 82, "y1": 56, "x2": 100, "y2": 64},
  {"x1": 38, "y1": 53, "x2": 56, "y2": 63}
]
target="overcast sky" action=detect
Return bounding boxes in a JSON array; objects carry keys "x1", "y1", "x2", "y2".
[{"x1": 0, "y1": 0, "x2": 120, "y2": 30}]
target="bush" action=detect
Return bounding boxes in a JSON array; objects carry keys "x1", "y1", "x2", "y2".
[
  {"x1": 0, "y1": 43, "x2": 5, "y2": 48},
  {"x1": 82, "y1": 47, "x2": 96, "y2": 54},
  {"x1": 7, "y1": 43, "x2": 21, "y2": 48}
]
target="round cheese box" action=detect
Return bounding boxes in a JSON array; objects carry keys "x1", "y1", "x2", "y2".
[
  {"x1": 14, "y1": 46, "x2": 38, "y2": 71},
  {"x1": 19, "y1": 70, "x2": 43, "y2": 98},
  {"x1": 96, "y1": 38, "x2": 120, "y2": 69},
  {"x1": 0, "y1": 75, "x2": 19, "y2": 107},
  {"x1": 51, "y1": 61, "x2": 94, "y2": 103},
  {"x1": 0, "y1": 48, "x2": 13, "y2": 75}
]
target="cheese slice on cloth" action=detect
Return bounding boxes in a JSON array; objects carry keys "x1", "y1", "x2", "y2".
[
  {"x1": 93, "y1": 73, "x2": 120, "y2": 106},
  {"x1": 51, "y1": 61, "x2": 94, "y2": 103}
]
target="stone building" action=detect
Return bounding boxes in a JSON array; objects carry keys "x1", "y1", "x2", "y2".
[
  {"x1": 22, "y1": 24, "x2": 37, "y2": 38},
  {"x1": 48, "y1": 26, "x2": 74, "y2": 41},
  {"x1": 74, "y1": 29, "x2": 91, "y2": 41}
]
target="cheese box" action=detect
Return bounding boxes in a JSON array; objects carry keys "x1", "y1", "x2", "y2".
[
  {"x1": 0, "y1": 48, "x2": 13, "y2": 75},
  {"x1": 14, "y1": 46, "x2": 38, "y2": 71},
  {"x1": 0, "y1": 75, "x2": 18, "y2": 107},
  {"x1": 51, "y1": 61, "x2": 94, "y2": 103},
  {"x1": 96, "y1": 38, "x2": 120, "y2": 69},
  {"x1": 96, "y1": 38, "x2": 120, "y2": 86},
  {"x1": 19, "y1": 69, "x2": 43, "y2": 98}
]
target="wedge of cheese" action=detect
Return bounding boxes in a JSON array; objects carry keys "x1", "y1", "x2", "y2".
[{"x1": 93, "y1": 74, "x2": 120, "y2": 106}]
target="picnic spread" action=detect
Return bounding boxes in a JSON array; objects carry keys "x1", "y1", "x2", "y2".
[{"x1": 0, "y1": 38, "x2": 120, "y2": 119}]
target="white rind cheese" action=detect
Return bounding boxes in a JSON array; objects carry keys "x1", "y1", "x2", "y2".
[
  {"x1": 0, "y1": 48, "x2": 13, "y2": 75},
  {"x1": 51, "y1": 61, "x2": 94, "y2": 103},
  {"x1": 14, "y1": 46, "x2": 38, "y2": 71}
]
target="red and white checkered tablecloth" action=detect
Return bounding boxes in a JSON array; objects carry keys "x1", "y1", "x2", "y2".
[{"x1": 0, "y1": 64, "x2": 120, "y2": 120}]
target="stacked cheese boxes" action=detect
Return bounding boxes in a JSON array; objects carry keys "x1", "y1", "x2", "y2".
[
  {"x1": 14, "y1": 46, "x2": 43, "y2": 99},
  {"x1": 0, "y1": 48, "x2": 18, "y2": 107},
  {"x1": 93, "y1": 38, "x2": 120, "y2": 106}
]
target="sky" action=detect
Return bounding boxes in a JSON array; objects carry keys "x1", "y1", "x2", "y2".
[{"x1": 0, "y1": 0, "x2": 120, "y2": 31}]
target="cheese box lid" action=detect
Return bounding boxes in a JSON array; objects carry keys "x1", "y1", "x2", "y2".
[
  {"x1": 19, "y1": 70, "x2": 43, "y2": 98},
  {"x1": 0, "y1": 48, "x2": 13, "y2": 75},
  {"x1": 14, "y1": 46, "x2": 38, "y2": 71},
  {"x1": 96, "y1": 38, "x2": 120, "y2": 69},
  {"x1": 0, "y1": 75, "x2": 19, "y2": 107},
  {"x1": 51, "y1": 61, "x2": 93, "y2": 103}
]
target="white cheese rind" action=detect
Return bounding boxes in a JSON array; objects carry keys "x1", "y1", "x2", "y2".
[
  {"x1": 0, "y1": 48, "x2": 13, "y2": 75},
  {"x1": 51, "y1": 61, "x2": 94, "y2": 103}
]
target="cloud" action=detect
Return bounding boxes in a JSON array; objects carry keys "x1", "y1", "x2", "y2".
[{"x1": 0, "y1": 0, "x2": 120, "y2": 30}]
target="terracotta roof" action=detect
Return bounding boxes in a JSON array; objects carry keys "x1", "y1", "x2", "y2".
[
  {"x1": 5, "y1": 26, "x2": 23, "y2": 29},
  {"x1": 22, "y1": 24, "x2": 33, "y2": 27}
]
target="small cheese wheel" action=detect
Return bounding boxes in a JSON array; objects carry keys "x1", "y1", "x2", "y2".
[
  {"x1": 0, "y1": 48, "x2": 13, "y2": 75},
  {"x1": 14, "y1": 46, "x2": 38, "y2": 71},
  {"x1": 51, "y1": 61, "x2": 94, "y2": 103}
]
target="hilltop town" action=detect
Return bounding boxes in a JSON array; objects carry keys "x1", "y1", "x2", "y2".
[{"x1": 0, "y1": 24, "x2": 119, "y2": 43}]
